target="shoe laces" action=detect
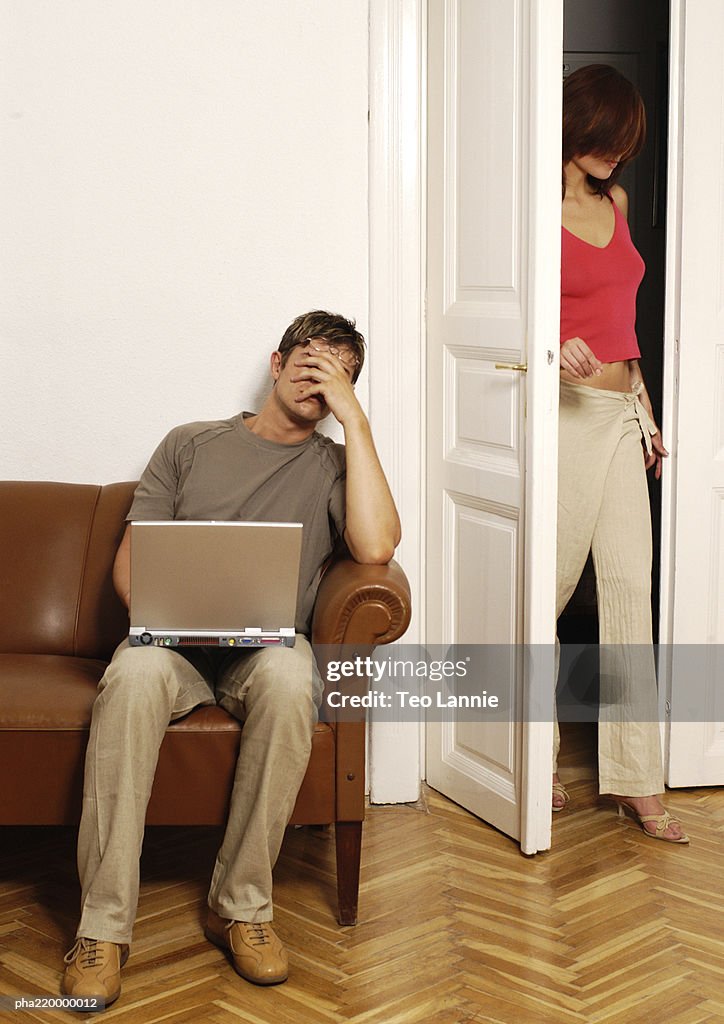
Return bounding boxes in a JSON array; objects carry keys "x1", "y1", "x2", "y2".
[
  {"x1": 227, "y1": 920, "x2": 270, "y2": 947},
  {"x1": 64, "y1": 937, "x2": 105, "y2": 969}
]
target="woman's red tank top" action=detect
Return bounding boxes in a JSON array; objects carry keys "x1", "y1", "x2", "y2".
[{"x1": 560, "y1": 195, "x2": 644, "y2": 363}]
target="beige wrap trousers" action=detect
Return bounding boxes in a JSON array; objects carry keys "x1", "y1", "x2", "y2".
[
  {"x1": 554, "y1": 380, "x2": 664, "y2": 796},
  {"x1": 75, "y1": 637, "x2": 323, "y2": 946}
]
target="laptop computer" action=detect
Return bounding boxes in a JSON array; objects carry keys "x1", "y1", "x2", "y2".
[{"x1": 128, "y1": 520, "x2": 302, "y2": 648}]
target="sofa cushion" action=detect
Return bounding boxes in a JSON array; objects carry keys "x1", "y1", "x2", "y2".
[
  {"x1": 0, "y1": 653, "x2": 105, "y2": 729},
  {"x1": 0, "y1": 651, "x2": 336, "y2": 825},
  {"x1": 0, "y1": 481, "x2": 133, "y2": 660}
]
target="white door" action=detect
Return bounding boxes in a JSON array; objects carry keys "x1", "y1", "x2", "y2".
[
  {"x1": 664, "y1": 0, "x2": 724, "y2": 785},
  {"x1": 425, "y1": 0, "x2": 562, "y2": 854}
]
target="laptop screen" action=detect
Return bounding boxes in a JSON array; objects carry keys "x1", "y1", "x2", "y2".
[{"x1": 128, "y1": 520, "x2": 302, "y2": 647}]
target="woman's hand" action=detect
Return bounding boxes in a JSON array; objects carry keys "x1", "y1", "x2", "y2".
[
  {"x1": 560, "y1": 337, "x2": 603, "y2": 378},
  {"x1": 629, "y1": 360, "x2": 669, "y2": 479},
  {"x1": 645, "y1": 430, "x2": 668, "y2": 480}
]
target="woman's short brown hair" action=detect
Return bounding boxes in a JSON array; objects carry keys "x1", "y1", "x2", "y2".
[
  {"x1": 278, "y1": 310, "x2": 366, "y2": 383},
  {"x1": 563, "y1": 64, "x2": 646, "y2": 196}
]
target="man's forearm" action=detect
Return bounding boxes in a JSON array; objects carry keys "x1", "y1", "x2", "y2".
[{"x1": 342, "y1": 413, "x2": 401, "y2": 564}]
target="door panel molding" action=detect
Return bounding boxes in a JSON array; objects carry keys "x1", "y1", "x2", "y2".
[{"x1": 443, "y1": 0, "x2": 524, "y2": 306}]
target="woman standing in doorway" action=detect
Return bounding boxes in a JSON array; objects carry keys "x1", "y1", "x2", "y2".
[{"x1": 553, "y1": 64, "x2": 687, "y2": 843}]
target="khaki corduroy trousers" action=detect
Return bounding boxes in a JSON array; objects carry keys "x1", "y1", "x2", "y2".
[{"x1": 76, "y1": 637, "x2": 322, "y2": 946}]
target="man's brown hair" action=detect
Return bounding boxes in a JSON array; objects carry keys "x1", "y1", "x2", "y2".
[{"x1": 278, "y1": 311, "x2": 366, "y2": 383}]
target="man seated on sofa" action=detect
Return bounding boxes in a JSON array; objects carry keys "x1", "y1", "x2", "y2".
[{"x1": 62, "y1": 310, "x2": 401, "y2": 1007}]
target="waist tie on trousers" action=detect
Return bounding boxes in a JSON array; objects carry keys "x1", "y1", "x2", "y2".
[{"x1": 630, "y1": 381, "x2": 657, "y2": 456}]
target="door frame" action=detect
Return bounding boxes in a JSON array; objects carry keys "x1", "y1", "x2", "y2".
[
  {"x1": 367, "y1": 0, "x2": 426, "y2": 802},
  {"x1": 659, "y1": 0, "x2": 724, "y2": 783},
  {"x1": 367, "y1": 0, "x2": 703, "y2": 798},
  {"x1": 657, "y1": 0, "x2": 681, "y2": 758}
]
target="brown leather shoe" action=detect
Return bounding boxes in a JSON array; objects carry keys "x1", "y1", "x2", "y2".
[
  {"x1": 62, "y1": 937, "x2": 129, "y2": 1007},
  {"x1": 205, "y1": 909, "x2": 288, "y2": 985}
]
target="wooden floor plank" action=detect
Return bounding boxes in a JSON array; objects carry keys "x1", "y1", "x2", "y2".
[{"x1": 1, "y1": 724, "x2": 722, "y2": 1023}]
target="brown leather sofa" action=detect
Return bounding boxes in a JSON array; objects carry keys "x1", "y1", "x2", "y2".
[{"x1": 0, "y1": 480, "x2": 411, "y2": 925}]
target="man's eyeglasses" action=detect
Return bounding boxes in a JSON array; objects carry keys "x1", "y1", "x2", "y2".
[{"x1": 303, "y1": 337, "x2": 361, "y2": 371}]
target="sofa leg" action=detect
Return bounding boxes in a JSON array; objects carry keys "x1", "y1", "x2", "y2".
[{"x1": 335, "y1": 820, "x2": 362, "y2": 926}]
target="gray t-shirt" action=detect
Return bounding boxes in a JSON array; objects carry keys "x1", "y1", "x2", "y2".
[{"x1": 127, "y1": 412, "x2": 347, "y2": 635}]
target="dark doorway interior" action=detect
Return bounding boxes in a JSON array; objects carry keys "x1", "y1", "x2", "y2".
[{"x1": 559, "y1": 0, "x2": 670, "y2": 652}]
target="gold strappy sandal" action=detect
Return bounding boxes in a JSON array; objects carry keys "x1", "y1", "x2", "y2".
[
  {"x1": 614, "y1": 800, "x2": 689, "y2": 844},
  {"x1": 552, "y1": 782, "x2": 570, "y2": 813}
]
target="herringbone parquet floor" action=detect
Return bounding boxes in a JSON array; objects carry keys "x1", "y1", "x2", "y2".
[{"x1": 1, "y1": 724, "x2": 722, "y2": 1024}]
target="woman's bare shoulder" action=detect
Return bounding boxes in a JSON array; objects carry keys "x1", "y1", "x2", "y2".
[{"x1": 609, "y1": 183, "x2": 629, "y2": 218}]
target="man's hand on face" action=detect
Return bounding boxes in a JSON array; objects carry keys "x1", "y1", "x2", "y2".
[{"x1": 290, "y1": 339, "x2": 363, "y2": 426}]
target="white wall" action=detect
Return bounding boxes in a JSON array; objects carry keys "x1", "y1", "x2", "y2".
[{"x1": 1, "y1": 0, "x2": 369, "y2": 482}]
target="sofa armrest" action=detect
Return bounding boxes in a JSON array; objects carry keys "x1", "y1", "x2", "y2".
[
  {"x1": 311, "y1": 557, "x2": 411, "y2": 647},
  {"x1": 311, "y1": 557, "x2": 410, "y2": 827}
]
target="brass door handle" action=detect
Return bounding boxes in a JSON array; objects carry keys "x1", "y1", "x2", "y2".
[{"x1": 494, "y1": 362, "x2": 527, "y2": 372}]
